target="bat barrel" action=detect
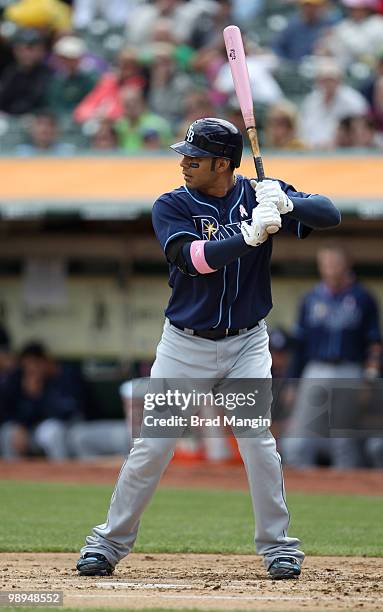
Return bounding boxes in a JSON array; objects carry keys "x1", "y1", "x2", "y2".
[{"x1": 224, "y1": 25, "x2": 276, "y2": 233}]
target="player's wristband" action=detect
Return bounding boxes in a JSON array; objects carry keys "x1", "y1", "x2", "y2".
[
  {"x1": 190, "y1": 241, "x2": 216, "y2": 274},
  {"x1": 183, "y1": 234, "x2": 253, "y2": 274}
]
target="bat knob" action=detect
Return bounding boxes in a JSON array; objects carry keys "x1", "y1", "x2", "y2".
[{"x1": 266, "y1": 225, "x2": 279, "y2": 235}]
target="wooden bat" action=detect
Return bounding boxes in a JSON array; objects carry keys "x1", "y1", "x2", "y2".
[{"x1": 223, "y1": 24, "x2": 279, "y2": 234}]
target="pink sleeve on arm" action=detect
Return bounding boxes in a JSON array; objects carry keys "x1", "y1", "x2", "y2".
[{"x1": 190, "y1": 241, "x2": 216, "y2": 274}]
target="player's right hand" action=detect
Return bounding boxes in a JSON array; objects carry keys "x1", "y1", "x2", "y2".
[
  {"x1": 241, "y1": 204, "x2": 281, "y2": 247},
  {"x1": 251, "y1": 179, "x2": 294, "y2": 215}
]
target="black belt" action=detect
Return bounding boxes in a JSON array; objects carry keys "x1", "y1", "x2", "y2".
[
  {"x1": 170, "y1": 321, "x2": 260, "y2": 341},
  {"x1": 318, "y1": 358, "x2": 343, "y2": 365}
]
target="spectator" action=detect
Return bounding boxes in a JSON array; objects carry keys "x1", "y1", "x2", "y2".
[
  {"x1": 0, "y1": 342, "x2": 85, "y2": 460},
  {"x1": 15, "y1": 112, "x2": 76, "y2": 155},
  {"x1": 144, "y1": 18, "x2": 195, "y2": 71},
  {"x1": 72, "y1": 0, "x2": 137, "y2": 29},
  {"x1": 74, "y1": 47, "x2": 147, "y2": 123},
  {"x1": 147, "y1": 43, "x2": 194, "y2": 126},
  {"x1": 281, "y1": 246, "x2": 382, "y2": 469},
  {"x1": 265, "y1": 100, "x2": 305, "y2": 149},
  {"x1": 322, "y1": 0, "x2": 383, "y2": 68},
  {"x1": 175, "y1": 89, "x2": 216, "y2": 138},
  {"x1": 231, "y1": 0, "x2": 265, "y2": 31},
  {"x1": 335, "y1": 114, "x2": 381, "y2": 147},
  {"x1": 90, "y1": 118, "x2": 118, "y2": 150},
  {"x1": 273, "y1": 0, "x2": 339, "y2": 63},
  {"x1": 191, "y1": 42, "x2": 227, "y2": 107},
  {"x1": 361, "y1": 54, "x2": 383, "y2": 132},
  {"x1": 371, "y1": 75, "x2": 383, "y2": 132},
  {"x1": 0, "y1": 28, "x2": 52, "y2": 115},
  {"x1": 0, "y1": 32, "x2": 14, "y2": 78},
  {"x1": 114, "y1": 87, "x2": 172, "y2": 152},
  {"x1": 45, "y1": 36, "x2": 97, "y2": 115},
  {"x1": 188, "y1": 0, "x2": 232, "y2": 50},
  {"x1": 224, "y1": 97, "x2": 247, "y2": 136},
  {"x1": 298, "y1": 57, "x2": 368, "y2": 147},
  {"x1": 126, "y1": 0, "x2": 218, "y2": 49},
  {"x1": 49, "y1": 33, "x2": 110, "y2": 77},
  {"x1": 5, "y1": 0, "x2": 71, "y2": 32}
]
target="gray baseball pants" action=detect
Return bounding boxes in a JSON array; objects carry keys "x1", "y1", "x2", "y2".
[
  {"x1": 281, "y1": 362, "x2": 364, "y2": 468},
  {"x1": 81, "y1": 319, "x2": 304, "y2": 569}
]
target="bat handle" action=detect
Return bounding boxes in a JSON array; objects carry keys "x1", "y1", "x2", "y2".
[
  {"x1": 247, "y1": 128, "x2": 278, "y2": 235},
  {"x1": 253, "y1": 158, "x2": 279, "y2": 234},
  {"x1": 254, "y1": 156, "x2": 265, "y2": 182}
]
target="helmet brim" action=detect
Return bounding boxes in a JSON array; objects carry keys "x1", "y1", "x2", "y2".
[{"x1": 170, "y1": 141, "x2": 216, "y2": 158}]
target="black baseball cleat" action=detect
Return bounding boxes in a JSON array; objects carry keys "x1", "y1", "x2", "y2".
[
  {"x1": 267, "y1": 556, "x2": 301, "y2": 580},
  {"x1": 76, "y1": 552, "x2": 114, "y2": 576}
]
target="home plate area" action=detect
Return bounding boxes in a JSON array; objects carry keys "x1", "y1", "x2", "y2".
[{"x1": 1, "y1": 552, "x2": 382, "y2": 611}]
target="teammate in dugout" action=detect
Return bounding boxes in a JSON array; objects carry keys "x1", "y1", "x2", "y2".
[{"x1": 76, "y1": 118, "x2": 341, "y2": 580}]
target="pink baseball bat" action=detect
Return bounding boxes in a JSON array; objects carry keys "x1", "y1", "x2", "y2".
[{"x1": 223, "y1": 25, "x2": 279, "y2": 234}]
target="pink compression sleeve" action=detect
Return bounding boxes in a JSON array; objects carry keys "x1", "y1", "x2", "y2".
[{"x1": 190, "y1": 241, "x2": 216, "y2": 274}]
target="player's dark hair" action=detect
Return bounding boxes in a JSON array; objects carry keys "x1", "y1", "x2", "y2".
[{"x1": 19, "y1": 341, "x2": 48, "y2": 360}]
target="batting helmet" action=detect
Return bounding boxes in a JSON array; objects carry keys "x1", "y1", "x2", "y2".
[{"x1": 170, "y1": 118, "x2": 243, "y2": 168}]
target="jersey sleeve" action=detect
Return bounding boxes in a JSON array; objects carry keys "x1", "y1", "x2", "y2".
[
  {"x1": 279, "y1": 180, "x2": 313, "y2": 239},
  {"x1": 152, "y1": 195, "x2": 201, "y2": 258}
]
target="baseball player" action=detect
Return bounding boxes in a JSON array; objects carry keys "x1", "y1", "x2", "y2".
[
  {"x1": 76, "y1": 118, "x2": 340, "y2": 580},
  {"x1": 281, "y1": 245, "x2": 382, "y2": 468}
]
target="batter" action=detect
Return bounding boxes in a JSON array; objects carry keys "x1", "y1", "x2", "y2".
[{"x1": 76, "y1": 118, "x2": 341, "y2": 580}]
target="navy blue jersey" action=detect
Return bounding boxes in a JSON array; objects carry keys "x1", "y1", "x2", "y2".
[
  {"x1": 152, "y1": 175, "x2": 313, "y2": 330},
  {"x1": 294, "y1": 281, "x2": 381, "y2": 367}
]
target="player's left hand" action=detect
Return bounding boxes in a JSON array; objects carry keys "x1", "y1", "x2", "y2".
[{"x1": 251, "y1": 179, "x2": 294, "y2": 215}]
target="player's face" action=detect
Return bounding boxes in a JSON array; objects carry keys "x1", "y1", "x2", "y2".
[
  {"x1": 317, "y1": 249, "x2": 349, "y2": 288},
  {"x1": 180, "y1": 155, "x2": 217, "y2": 190}
]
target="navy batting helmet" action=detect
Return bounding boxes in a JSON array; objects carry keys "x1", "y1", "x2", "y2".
[{"x1": 170, "y1": 118, "x2": 243, "y2": 168}]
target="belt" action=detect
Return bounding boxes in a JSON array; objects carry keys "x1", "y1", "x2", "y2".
[
  {"x1": 170, "y1": 321, "x2": 260, "y2": 341},
  {"x1": 318, "y1": 359, "x2": 343, "y2": 365}
]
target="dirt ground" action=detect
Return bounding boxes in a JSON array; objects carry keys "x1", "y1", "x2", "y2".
[
  {"x1": 0, "y1": 553, "x2": 382, "y2": 611},
  {"x1": 1, "y1": 460, "x2": 383, "y2": 610}
]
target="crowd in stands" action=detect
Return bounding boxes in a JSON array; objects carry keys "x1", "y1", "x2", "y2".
[{"x1": 0, "y1": 0, "x2": 383, "y2": 152}]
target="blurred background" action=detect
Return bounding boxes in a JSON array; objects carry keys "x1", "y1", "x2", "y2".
[{"x1": 0, "y1": 0, "x2": 382, "y2": 468}]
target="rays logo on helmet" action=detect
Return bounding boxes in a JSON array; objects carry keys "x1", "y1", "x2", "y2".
[{"x1": 186, "y1": 126, "x2": 195, "y2": 143}]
